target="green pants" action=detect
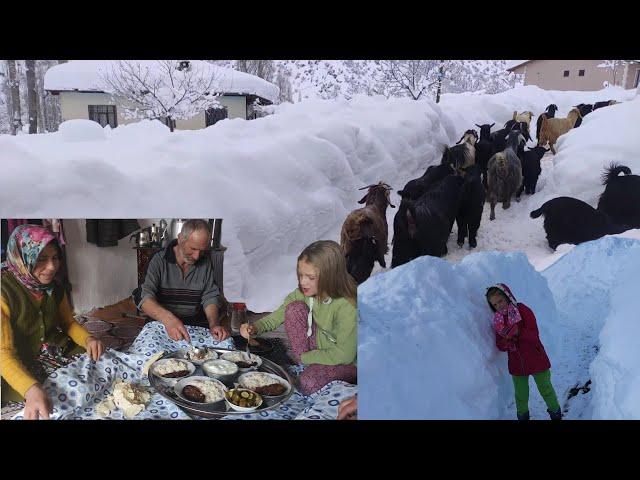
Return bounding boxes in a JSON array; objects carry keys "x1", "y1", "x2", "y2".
[{"x1": 512, "y1": 370, "x2": 560, "y2": 415}]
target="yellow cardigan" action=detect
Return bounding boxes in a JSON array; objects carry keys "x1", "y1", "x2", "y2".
[{"x1": 1, "y1": 292, "x2": 91, "y2": 398}]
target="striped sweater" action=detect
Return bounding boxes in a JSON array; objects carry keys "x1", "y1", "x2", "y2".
[{"x1": 137, "y1": 240, "x2": 221, "y2": 326}]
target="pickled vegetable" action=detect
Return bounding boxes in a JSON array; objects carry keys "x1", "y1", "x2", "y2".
[{"x1": 226, "y1": 388, "x2": 261, "y2": 408}]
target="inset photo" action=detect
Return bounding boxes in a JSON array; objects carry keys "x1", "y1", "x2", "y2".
[{"x1": 1, "y1": 219, "x2": 357, "y2": 420}]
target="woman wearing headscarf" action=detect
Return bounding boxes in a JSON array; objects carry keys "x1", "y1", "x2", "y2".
[{"x1": 1, "y1": 224, "x2": 104, "y2": 419}]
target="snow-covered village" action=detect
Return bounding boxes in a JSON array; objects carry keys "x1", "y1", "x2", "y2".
[{"x1": 1, "y1": 59, "x2": 639, "y2": 421}]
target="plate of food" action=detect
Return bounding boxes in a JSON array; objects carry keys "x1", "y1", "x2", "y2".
[
  {"x1": 225, "y1": 388, "x2": 263, "y2": 412},
  {"x1": 238, "y1": 371, "x2": 291, "y2": 398},
  {"x1": 176, "y1": 345, "x2": 219, "y2": 365},
  {"x1": 220, "y1": 351, "x2": 263, "y2": 372},
  {"x1": 150, "y1": 358, "x2": 195, "y2": 383},
  {"x1": 174, "y1": 376, "x2": 228, "y2": 405}
]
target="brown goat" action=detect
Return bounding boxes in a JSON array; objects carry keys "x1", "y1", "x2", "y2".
[
  {"x1": 538, "y1": 108, "x2": 582, "y2": 154},
  {"x1": 340, "y1": 182, "x2": 395, "y2": 284}
]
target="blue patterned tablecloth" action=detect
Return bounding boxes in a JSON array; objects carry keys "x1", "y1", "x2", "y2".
[{"x1": 12, "y1": 321, "x2": 357, "y2": 420}]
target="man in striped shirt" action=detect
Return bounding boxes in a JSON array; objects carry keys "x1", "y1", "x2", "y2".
[{"x1": 138, "y1": 219, "x2": 229, "y2": 342}]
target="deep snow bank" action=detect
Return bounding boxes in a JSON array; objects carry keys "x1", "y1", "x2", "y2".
[
  {"x1": 359, "y1": 236, "x2": 640, "y2": 419},
  {"x1": 542, "y1": 236, "x2": 640, "y2": 419},
  {"x1": 0, "y1": 96, "x2": 451, "y2": 311},
  {"x1": 358, "y1": 251, "x2": 560, "y2": 419}
]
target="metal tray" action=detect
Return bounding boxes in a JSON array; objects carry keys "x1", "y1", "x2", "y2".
[{"x1": 148, "y1": 348, "x2": 294, "y2": 419}]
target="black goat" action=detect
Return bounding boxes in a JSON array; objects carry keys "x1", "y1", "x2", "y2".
[
  {"x1": 456, "y1": 163, "x2": 485, "y2": 248},
  {"x1": 517, "y1": 146, "x2": 549, "y2": 196},
  {"x1": 490, "y1": 122, "x2": 519, "y2": 153},
  {"x1": 474, "y1": 123, "x2": 496, "y2": 189},
  {"x1": 597, "y1": 163, "x2": 640, "y2": 228},
  {"x1": 593, "y1": 100, "x2": 617, "y2": 111},
  {"x1": 573, "y1": 103, "x2": 593, "y2": 128},
  {"x1": 398, "y1": 163, "x2": 455, "y2": 201},
  {"x1": 536, "y1": 104, "x2": 558, "y2": 140},
  {"x1": 530, "y1": 196, "x2": 629, "y2": 250},
  {"x1": 504, "y1": 117, "x2": 532, "y2": 143},
  {"x1": 392, "y1": 174, "x2": 464, "y2": 266},
  {"x1": 407, "y1": 174, "x2": 465, "y2": 259}
]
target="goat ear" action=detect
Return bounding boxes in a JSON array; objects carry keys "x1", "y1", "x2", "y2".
[
  {"x1": 475, "y1": 124, "x2": 481, "y2": 128},
  {"x1": 490, "y1": 123, "x2": 495, "y2": 128},
  {"x1": 456, "y1": 134, "x2": 464, "y2": 144},
  {"x1": 357, "y1": 195, "x2": 367, "y2": 204}
]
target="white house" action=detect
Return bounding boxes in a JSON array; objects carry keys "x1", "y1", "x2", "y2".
[
  {"x1": 44, "y1": 60, "x2": 280, "y2": 130},
  {"x1": 506, "y1": 60, "x2": 640, "y2": 91}
]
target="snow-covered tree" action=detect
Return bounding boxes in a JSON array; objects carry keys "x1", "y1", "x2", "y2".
[
  {"x1": 274, "y1": 66, "x2": 293, "y2": 103},
  {"x1": 102, "y1": 60, "x2": 222, "y2": 132},
  {"x1": 5, "y1": 60, "x2": 22, "y2": 134},
  {"x1": 0, "y1": 69, "x2": 9, "y2": 134},
  {"x1": 443, "y1": 60, "x2": 521, "y2": 94},
  {"x1": 235, "y1": 60, "x2": 276, "y2": 82},
  {"x1": 596, "y1": 60, "x2": 638, "y2": 87},
  {"x1": 25, "y1": 60, "x2": 38, "y2": 134},
  {"x1": 374, "y1": 60, "x2": 442, "y2": 100}
]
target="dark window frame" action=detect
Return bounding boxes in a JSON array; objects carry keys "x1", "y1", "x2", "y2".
[
  {"x1": 635, "y1": 69, "x2": 640, "y2": 88},
  {"x1": 205, "y1": 106, "x2": 229, "y2": 127},
  {"x1": 563, "y1": 70, "x2": 570, "y2": 77},
  {"x1": 579, "y1": 69, "x2": 585, "y2": 77},
  {"x1": 88, "y1": 105, "x2": 118, "y2": 128}
]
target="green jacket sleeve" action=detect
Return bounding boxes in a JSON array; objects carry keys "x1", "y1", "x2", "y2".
[
  {"x1": 254, "y1": 290, "x2": 303, "y2": 335},
  {"x1": 301, "y1": 301, "x2": 357, "y2": 366}
]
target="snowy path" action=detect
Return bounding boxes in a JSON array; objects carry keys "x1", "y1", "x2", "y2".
[{"x1": 369, "y1": 151, "x2": 600, "y2": 419}]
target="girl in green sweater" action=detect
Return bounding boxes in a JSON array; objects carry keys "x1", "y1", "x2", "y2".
[{"x1": 240, "y1": 240, "x2": 357, "y2": 395}]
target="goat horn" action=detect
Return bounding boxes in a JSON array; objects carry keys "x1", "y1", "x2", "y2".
[{"x1": 358, "y1": 184, "x2": 377, "y2": 191}]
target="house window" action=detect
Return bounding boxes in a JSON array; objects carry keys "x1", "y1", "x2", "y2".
[
  {"x1": 88, "y1": 105, "x2": 117, "y2": 128},
  {"x1": 205, "y1": 106, "x2": 228, "y2": 126},
  {"x1": 563, "y1": 70, "x2": 570, "y2": 77},
  {"x1": 635, "y1": 69, "x2": 640, "y2": 88},
  {"x1": 579, "y1": 69, "x2": 585, "y2": 77}
]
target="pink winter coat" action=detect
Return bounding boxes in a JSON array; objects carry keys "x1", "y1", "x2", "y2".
[{"x1": 488, "y1": 284, "x2": 551, "y2": 376}]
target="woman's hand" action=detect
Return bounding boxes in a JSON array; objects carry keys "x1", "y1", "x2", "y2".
[
  {"x1": 337, "y1": 395, "x2": 357, "y2": 420},
  {"x1": 24, "y1": 383, "x2": 52, "y2": 420},
  {"x1": 85, "y1": 336, "x2": 105, "y2": 361},
  {"x1": 239, "y1": 323, "x2": 257, "y2": 340}
]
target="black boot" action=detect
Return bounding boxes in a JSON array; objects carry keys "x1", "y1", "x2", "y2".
[
  {"x1": 517, "y1": 411, "x2": 530, "y2": 421},
  {"x1": 548, "y1": 408, "x2": 562, "y2": 420}
]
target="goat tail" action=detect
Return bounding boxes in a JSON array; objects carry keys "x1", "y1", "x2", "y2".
[
  {"x1": 530, "y1": 206, "x2": 544, "y2": 219},
  {"x1": 601, "y1": 163, "x2": 632, "y2": 185}
]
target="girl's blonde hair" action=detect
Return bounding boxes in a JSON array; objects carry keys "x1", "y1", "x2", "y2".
[{"x1": 298, "y1": 240, "x2": 357, "y2": 307}]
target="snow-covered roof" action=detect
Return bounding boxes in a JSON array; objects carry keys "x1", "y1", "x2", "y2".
[
  {"x1": 44, "y1": 60, "x2": 280, "y2": 103},
  {"x1": 506, "y1": 60, "x2": 529, "y2": 70}
]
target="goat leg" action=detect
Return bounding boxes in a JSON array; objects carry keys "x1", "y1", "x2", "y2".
[
  {"x1": 489, "y1": 195, "x2": 496, "y2": 221},
  {"x1": 456, "y1": 216, "x2": 466, "y2": 247},
  {"x1": 503, "y1": 199, "x2": 511, "y2": 210}
]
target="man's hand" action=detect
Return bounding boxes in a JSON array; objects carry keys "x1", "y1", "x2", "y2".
[
  {"x1": 209, "y1": 325, "x2": 230, "y2": 342},
  {"x1": 85, "y1": 336, "x2": 105, "y2": 361},
  {"x1": 337, "y1": 395, "x2": 357, "y2": 420},
  {"x1": 24, "y1": 383, "x2": 52, "y2": 420},
  {"x1": 240, "y1": 323, "x2": 257, "y2": 340},
  {"x1": 162, "y1": 314, "x2": 190, "y2": 342}
]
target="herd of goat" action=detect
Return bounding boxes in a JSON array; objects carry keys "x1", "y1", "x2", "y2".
[{"x1": 340, "y1": 99, "x2": 640, "y2": 284}]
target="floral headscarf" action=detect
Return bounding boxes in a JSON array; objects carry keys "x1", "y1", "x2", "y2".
[
  {"x1": 486, "y1": 283, "x2": 522, "y2": 352},
  {"x1": 1, "y1": 224, "x2": 59, "y2": 296}
]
